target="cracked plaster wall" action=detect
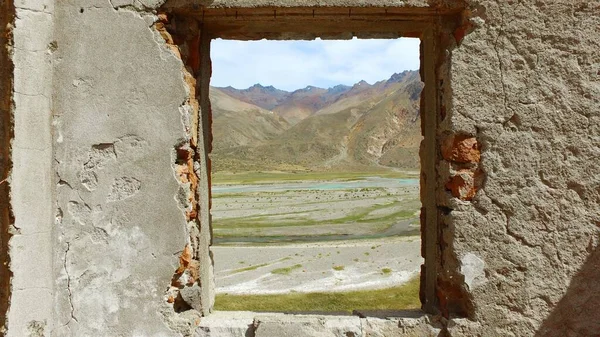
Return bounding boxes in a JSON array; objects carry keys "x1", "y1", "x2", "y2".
[
  {"x1": 5, "y1": 0, "x2": 56, "y2": 336},
  {"x1": 440, "y1": 1, "x2": 600, "y2": 336},
  {"x1": 2, "y1": 0, "x2": 599, "y2": 336},
  {"x1": 51, "y1": 1, "x2": 206, "y2": 336}
]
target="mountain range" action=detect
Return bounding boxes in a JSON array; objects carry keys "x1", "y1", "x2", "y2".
[{"x1": 210, "y1": 70, "x2": 423, "y2": 172}]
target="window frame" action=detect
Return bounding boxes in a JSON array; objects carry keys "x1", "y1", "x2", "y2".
[{"x1": 177, "y1": 5, "x2": 461, "y2": 317}]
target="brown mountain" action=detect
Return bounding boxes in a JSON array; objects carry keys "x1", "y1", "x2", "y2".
[
  {"x1": 218, "y1": 84, "x2": 290, "y2": 111},
  {"x1": 216, "y1": 84, "x2": 353, "y2": 125},
  {"x1": 210, "y1": 88, "x2": 290, "y2": 151},
  {"x1": 210, "y1": 70, "x2": 422, "y2": 172},
  {"x1": 272, "y1": 85, "x2": 352, "y2": 125}
]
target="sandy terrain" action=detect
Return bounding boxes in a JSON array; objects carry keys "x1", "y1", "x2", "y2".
[
  {"x1": 213, "y1": 236, "x2": 422, "y2": 294},
  {"x1": 211, "y1": 177, "x2": 422, "y2": 294}
]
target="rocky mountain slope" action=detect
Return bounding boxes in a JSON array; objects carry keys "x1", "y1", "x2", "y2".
[
  {"x1": 220, "y1": 83, "x2": 355, "y2": 125},
  {"x1": 211, "y1": 70, "x2": 422, "y2": 172},
  {"x1": 210, "y1": 88, "x2": 290, "y2": 151}
]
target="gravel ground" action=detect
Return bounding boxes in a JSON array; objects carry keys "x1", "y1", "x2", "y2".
[
  {"x1": 213, "y1": 236, "x2": 422, "y2": 294},
  {"x1": 212, "y1": 178, "x2": 420, "y2": 242},
  {"x1": 211, "y1": 177, "x2": 422, "y2": 294}
]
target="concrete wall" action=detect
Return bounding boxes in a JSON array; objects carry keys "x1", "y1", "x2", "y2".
[
  {"x1": 1, "y1": 0, "x2": 598, "y2": 336},
  {"x1": 4, "y1": 0, "x2": 56, "y2": 335},
  {"x1": 441, "y1": 1, "x2": 600, "y2": 336},
  {"x1": 51, "y1": 1, "x2": 204, "y2": 336}
]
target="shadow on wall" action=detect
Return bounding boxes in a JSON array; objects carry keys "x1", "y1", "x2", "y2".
[{"x1": 535, "y1": 244, "x2": 600, "y2": 336}]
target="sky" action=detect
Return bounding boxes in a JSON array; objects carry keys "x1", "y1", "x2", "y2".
[{"x1": 210, "y1": 38, "x2": 420, "y2": 92}]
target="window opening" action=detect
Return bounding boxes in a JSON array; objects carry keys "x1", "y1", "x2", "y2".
[{"x1": 208, "y1": 37, "x2": 424, "y2": 313}]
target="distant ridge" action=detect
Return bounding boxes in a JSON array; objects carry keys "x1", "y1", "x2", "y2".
[{"x1": 211, "y1": 70, "x2": 422, "y2": 172}]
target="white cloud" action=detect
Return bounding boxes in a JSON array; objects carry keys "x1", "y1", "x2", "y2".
[{"x1": 210, "y1": 38, "x2": 420, "y2": 91}]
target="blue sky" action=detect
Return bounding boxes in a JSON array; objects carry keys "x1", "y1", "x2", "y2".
[{"x1": 210, "y1": 38, "x2": 420, "y2": 91}]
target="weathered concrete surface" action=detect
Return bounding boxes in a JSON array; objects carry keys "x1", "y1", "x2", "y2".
[
  {"x1": 5, "y1": 0, "x2": 56, "y2": 336},
  {"x1": 194, "y1": 311, "x2": 256, "y2": 337},
  {"x1": 195, "y1": 312, "x2": 442, "y2": 337},
  {"x1": 51, "y1": 2, "x2": 202, "y2": 335},
  {"x1": 439, "y1": 0, "x2": 600, "y2": 336},
  {"x1": 253, "y1": 314, "x2": 362, "y2": 337},
  {"x1": 363, "y1": 316, "x2": 442, "y2": 337}
]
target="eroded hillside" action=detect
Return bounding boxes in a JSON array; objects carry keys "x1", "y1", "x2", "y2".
[{"x1": 211, "y1": 70, "x2": 422, "y2": 172}]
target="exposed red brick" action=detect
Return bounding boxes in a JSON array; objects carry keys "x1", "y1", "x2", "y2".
[
  {"x1": 157, "y1": 13, "x2": 169, "y2": 23},
  {"x1": 172, "y1": 244, "x2": 200, "y2": 291},
  {"x1": 155, "y1": 18, "x2": 205, "y2": 310},
  {"x1": 154, "y1": 22, "x2": 173, "y2": 44},
  {"x1": 175, "y1": 165, "x2": 189, "y2": 183},
  {"x1": 441, "y1": 134, "x2": 481, "y2": 163},
  {"x1": 454, "y1": 27, "x2": 466, "y2": 45},
  {"x1": 446, "y1": 169, "x2": 479, "y2": 201},
  {"x1": 176, "y1": 244, "x2": 193, "y2": 274},
  {"x1": 187, "y1": 260, "x2": 200, "y2": 285},
  {"x1": 153, "y1": 16, "x2": 182, "y2": 58}
]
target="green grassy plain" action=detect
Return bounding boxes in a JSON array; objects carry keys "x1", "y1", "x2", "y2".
[{"x1": 214, "y1": 276, "x2": 420, "y2": 312}]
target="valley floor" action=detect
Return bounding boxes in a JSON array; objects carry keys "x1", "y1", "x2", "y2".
[
  {"x1": 213, "y1": 236, "x2": 422, "y2": 295},
  {"x1": 212, "y1": 174, "x2": 420, "y2": 243},
  {"x1": 211, "y1": 172, "x2": 423, "y2": 301}
]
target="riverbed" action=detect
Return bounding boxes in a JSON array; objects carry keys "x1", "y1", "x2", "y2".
[{"x1": 211, "y1": 176, "x2": 422, "y2": 294}]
